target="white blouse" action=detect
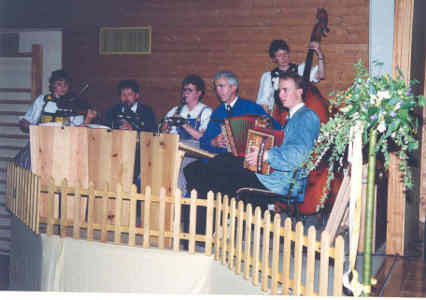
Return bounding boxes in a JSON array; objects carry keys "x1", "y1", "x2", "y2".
[
  {"x1": 20, "y1": 94, "x2": 84, "y2": 126},
  {"x1": 256, "y1": 62, "x2": 319, "y2": 111},
  {"x1": 164, "y1": 102, "x2": 212, "y2": 134}
]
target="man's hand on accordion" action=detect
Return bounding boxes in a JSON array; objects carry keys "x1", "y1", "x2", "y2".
[
  {"x1": 211, "y1": 133, "x2": 228, "y2": 148},
  {"x1": 245, "y1": 146, "x2": 268, "y2": 168}
]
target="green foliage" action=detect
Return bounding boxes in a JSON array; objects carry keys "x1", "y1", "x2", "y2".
[{"x1": 304, "y1": 60, "x2": 424, "y2": 205}]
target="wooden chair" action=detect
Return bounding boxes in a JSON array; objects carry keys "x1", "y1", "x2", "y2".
[{"x1": 236, "y1": 166, "x2": 329, "y2": 223}]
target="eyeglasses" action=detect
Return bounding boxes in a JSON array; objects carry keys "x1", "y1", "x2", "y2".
[{"x1": 53, "y1": 81, "x2": 69, "y2": 88}]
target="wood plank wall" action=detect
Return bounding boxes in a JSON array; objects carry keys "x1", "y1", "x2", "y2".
[{"x1": 61, "y1": 0, "x2": 369, "y2": 119}]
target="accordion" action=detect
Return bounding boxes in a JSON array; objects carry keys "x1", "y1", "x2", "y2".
[{"x1": 220, "y1": 115, "x2": 284, "y2": 175}]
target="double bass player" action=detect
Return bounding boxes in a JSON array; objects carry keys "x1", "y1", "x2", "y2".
[{"x1": 256, "y1": 39, "x2": 326, "y2": 119}]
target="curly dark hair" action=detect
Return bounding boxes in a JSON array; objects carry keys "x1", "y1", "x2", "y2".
[
  {"x1": 268, "y1": 40, "x2": 290, "y2": 59},
  {"x1": 181, "y1": 74, "x2": 205, "y2": 101},
  {"x1": 48, "y1": 70, "x2": 72, "y2": 92},
  {"x1": 117, "y1": 80, "x2": 141, "y2": 95}
]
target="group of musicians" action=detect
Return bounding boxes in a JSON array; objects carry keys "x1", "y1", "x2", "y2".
[{"x1": 18, "y1": 39, "x2": 326, "y2": 219}]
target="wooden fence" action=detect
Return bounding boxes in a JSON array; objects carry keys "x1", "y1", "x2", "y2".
[{"x1": 6, "y1": 163, "x2": 345, "y2": 296}]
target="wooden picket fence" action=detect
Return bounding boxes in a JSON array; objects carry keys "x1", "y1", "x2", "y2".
[
  {"x1": 6, "y1": 163, "x2": 345, "y2": 296},
  {"x1": 6, "y1": 163, "x2": 40, "y2": 234}
]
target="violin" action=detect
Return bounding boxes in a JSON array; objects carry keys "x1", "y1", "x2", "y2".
[{"x1": 56, "y1": 82, "x2": 92, "y2": 115}]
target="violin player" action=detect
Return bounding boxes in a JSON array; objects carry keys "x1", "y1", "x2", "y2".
[{"x1": 19, "y1": 69, "x2": 97, "y2": 132}]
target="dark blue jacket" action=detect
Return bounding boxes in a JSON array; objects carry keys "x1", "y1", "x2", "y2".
[
  {"x1": 104, "y1": 102, "x2": 157, "y2": 132},
  {"x1": 200, "y1": 97, "x2": 280, "y2": 153}
]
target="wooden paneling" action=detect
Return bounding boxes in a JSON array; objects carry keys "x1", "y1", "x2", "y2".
[
  {"x1": 0, "y1": 0, "x2": 71, "y2": 28},
  {"x1": 0, "y1": 1, "x2": 370, "y2": 119},
  {"x1": 30, "y1": 126, "x2": 137, "y2": 223},
  {"x1": 140, "y1": 132, "x2": 182, "y2": 246},
  {"x1": 60, "y1": 0, "x2": 369, "y2": 120}
]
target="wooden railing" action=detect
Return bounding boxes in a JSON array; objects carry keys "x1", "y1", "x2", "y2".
[
  {"x1": 6, "y1": 163, "x2": 40, "y2": 234},
  {"x1": 6, "y1": 163, "x2": 345, "y2": 296}
]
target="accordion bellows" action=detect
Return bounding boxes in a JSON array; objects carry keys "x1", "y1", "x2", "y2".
[{"x1": 220, "y1": 115, "x2": 284, "y2": 175}]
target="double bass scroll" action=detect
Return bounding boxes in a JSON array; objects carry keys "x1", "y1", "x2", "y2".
[
  {"x1": 272, "y1": 8, "x2": 331, "y2": 125},
  {"x1": 302, "y1": 8, "x2": 330, "y2": 82}
]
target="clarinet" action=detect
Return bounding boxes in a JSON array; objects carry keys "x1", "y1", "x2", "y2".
[
  {"x1": 175, "y1": 96, "x2": 186, "y2": 116},
  {"x1": 161, "y1": 97, "x2": 187, "y2": 133}
]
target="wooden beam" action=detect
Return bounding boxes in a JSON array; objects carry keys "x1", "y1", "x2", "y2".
[
  {"x1": 386, "y1": 0, "x2": 414, "y2": 255},
  {"x1": 0, "y1": 100, "x2": 33, "y2": 105},
  {"x1": 31, "y1": 44, "x2": 43, "y2": 101},
  {"x1": 420, "y1": 54, "x2": 426, "y2": 223},
  {"x1": 0, "y1": 111, "x2": 25, "y2": 116},
  {"x1": 0, "y1": 88, "x2": 31, "y2": 93}
]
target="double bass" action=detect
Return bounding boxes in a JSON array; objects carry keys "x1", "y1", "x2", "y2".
[
  {"x1": 272, "y1": 8, "x2": 330, "y2": 125},
  {"x1": 274, "y1": 9, "x2": 343, "y2": 214}
]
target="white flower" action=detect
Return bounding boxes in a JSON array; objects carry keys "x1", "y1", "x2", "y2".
[
  {"x1": 352, "y1": 112, "x2": 360, "y2": 120},
  {"x1": 339, "y1": 104, "x2": 352, "y2": 113},
  {"x1": 372, "y1": 90, "x2": 391, "y2": 107},
  {"x1": 395, "y1": 102, "x2": 401, "y2": 110},
  {"x1": 377, "y1": 90, "x2": 391, "y2": 100},
  {"x1": 377, "y1": 119, "x2": 386, "y2": 133}
]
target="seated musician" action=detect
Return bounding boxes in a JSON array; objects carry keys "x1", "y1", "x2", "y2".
[
  {"x1": 163, "y1": 74, "x2": 212, "y2": 141},
  {"x1": 256, "y1": 39, "x2": 325, "y2": 114},
  {"x1": 184, "y1": 73, "x2": 320, "y2": 212},
  {"x1": 104, "y1": 80, "x2": 156, "y2": 132},
  {"x1": 199, "y1": 71, "x2": 280, "y2": 154},
  {"x1": 19, "y1": 69, "x2": 97, "y2": 133},
  {"x1": 183, "y1": 71, "x2": 282, "y2": 236},
  {"x1": 162, "y1": 74, "x2": 212, "y2": 196},
  {"x1": 16, "y1": 69, "x2": 96, "y2": 170}
]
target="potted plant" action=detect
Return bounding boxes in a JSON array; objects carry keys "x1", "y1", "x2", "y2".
[{"x1": 303, "y1": 60, "x2": 424, "y2": 295}]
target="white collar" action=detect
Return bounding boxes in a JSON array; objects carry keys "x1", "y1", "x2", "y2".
[
  {"x1": 181, "y1": 102, "x2": 204, "y2": 117},
  {"x1": 186, "y1": 101, "x2": 202, "y2": 112},
  {"x1": 130, "y1": 102, "x2": 138, "y2": 112},
  {"x1": 289, "y1": 103, "x2": 304, "y2": 118},
  {"x1": 226, "y1": 96, "x2": 239, "y2": 108}
]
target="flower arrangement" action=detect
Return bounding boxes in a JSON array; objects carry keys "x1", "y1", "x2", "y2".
[{"x1": 304, "y1": 60, "x2": 425, "y2": 204}]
